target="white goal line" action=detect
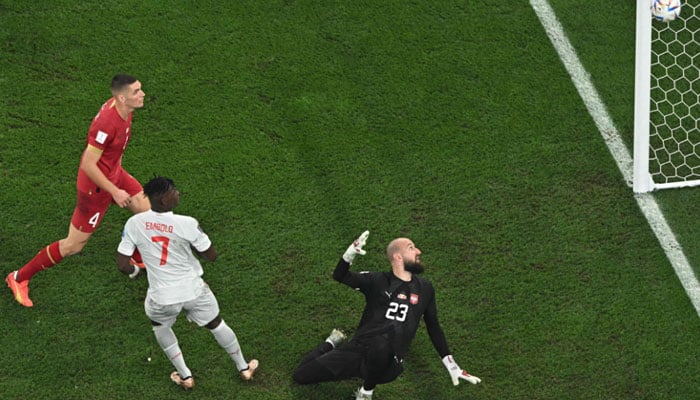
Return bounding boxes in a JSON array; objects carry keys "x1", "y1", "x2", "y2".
[{"x1": 530, "y1": 0, "x2": 700, "y2": 318}]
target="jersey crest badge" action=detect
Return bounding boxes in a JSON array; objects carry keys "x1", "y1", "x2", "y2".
[
  {"x1": 96, "y1": 130, "x2": 108, "y2": 144},
  {"x1": 410, "y1": 293, "x2": 419, "y2": 305}
]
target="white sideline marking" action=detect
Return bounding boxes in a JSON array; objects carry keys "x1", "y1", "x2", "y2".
[{"x1": 530, "y1": 0, "x2": 700, "y2": 317}]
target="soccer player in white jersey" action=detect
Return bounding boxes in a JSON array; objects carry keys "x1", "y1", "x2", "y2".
[{"x1": 116, "y1": 176, "x2": 258, "y2": 390}]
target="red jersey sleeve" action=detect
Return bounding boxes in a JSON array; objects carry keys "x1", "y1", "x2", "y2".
[{"x1": 76, "y1": 98, "x2": 134, "y2": 192}]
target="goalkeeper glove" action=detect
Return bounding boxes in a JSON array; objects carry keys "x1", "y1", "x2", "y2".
[
  {"x1": 442, "y1": 355, "x2": 481, "y2": 385},
  {"x1": 342, "y1": 230, "x2": 369, "y2": 263}
]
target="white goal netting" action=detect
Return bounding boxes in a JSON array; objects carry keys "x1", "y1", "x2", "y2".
[{"x1": 634, "y1": 1, "x2": 700, "y2": 192}]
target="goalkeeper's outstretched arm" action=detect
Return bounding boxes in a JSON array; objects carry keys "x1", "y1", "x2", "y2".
[{"x1": 332, "y1": 231, "x2": 369, "y2": 286}]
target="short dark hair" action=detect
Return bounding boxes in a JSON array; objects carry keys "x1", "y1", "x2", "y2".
[
  {"x1": 111, "y1": 74, "x2": 137, "y2": 93},
  {"x1": 143, "y1": 176, "x2": 175, "y2": 200}
]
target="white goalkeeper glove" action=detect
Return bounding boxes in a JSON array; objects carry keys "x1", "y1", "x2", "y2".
[
  {"x1": 342, "y1": 230, "x2": 369, "y2": 263},
  {"x1": 442, "y1": 355, "x2": 481, "y2": 385}
]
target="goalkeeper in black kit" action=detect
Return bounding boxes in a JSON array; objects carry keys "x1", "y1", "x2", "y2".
[{"x1": 293, "y1": 231, "x2": 481, "y2": 399}]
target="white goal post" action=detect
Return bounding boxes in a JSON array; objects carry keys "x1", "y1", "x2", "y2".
[{"x1": 634, "y1": 0, "x2": 700, "y2": 193}]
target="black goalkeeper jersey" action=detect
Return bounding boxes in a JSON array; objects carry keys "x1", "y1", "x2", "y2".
[{"x1": 333, "y1": 258, "x2": 450, "y2": 359}]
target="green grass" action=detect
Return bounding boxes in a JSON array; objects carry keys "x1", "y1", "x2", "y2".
[{"x1": 2, "y1": 1, "x2": 700, "y2": 399}]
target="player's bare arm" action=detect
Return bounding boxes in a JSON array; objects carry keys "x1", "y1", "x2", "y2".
[
  {"x1": 80, "y1": 145, "x2": 131, "y2": 207},
  {"x1": 116, "y1": 253, "x2": 134, "y2": 275},
  {"x1": 192, "y1": 245, "x2": 217, "y2": 262}
]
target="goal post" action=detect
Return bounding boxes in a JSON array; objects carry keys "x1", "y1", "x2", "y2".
[
  {"x1": 634, "y1": 1, "x2": 653, "y2": 193},
  {"x1": 633, "y1": 0, "x2": 700, "y2": 193}
]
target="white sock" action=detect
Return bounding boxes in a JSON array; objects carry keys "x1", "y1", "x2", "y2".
[
  {"x1": 360, "y1": 387, "x2": 374, "y2": 395},
  {"x1": 211, "y1": 321, "x2": 248, "y2": 371},
  {"x1": 154, "y1": 325, "x2": 191, "y2": 379}
]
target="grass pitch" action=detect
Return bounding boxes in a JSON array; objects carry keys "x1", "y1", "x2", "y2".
[{"x1": 2, "y1": 1, "x2": 700, "y2": 399}]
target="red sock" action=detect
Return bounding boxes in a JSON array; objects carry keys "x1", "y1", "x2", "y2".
[{"x1": 16, "y1": 241, "x2": 64, "y2": 282}]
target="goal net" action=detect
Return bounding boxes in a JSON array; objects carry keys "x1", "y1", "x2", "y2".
[{"x1": 634, "y1": 1, "x2": 700, "y2": 192}]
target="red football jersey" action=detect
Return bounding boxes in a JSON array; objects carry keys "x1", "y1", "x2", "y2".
[{"x1": 76, "y1": 98, "x2": 133, "y2": 192}]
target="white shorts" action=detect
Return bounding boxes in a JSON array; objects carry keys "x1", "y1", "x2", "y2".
[{"x1": 144, "y1": 283, "x2": 220, "y2": 328}]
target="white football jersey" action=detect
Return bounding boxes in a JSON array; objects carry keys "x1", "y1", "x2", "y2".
[{"x1": 118, "y1": 210, "x2": 212, "y2": 305}]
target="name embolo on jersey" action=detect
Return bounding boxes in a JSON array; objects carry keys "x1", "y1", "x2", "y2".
[
  {"x1": 118, "y1": 210, "x2": 211, "y2": 305},
  {"x1": 333, "y1": 259, "x2": 450, "y2": 359}
]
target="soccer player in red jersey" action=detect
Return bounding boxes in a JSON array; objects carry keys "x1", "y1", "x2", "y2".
[{"x1": 5, "y1": 74, "x2": 151, "y2": 307}]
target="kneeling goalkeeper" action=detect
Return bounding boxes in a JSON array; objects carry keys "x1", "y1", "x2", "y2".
[{"x1": 293, "y1": 231, "x2": 481, "y2": 399}]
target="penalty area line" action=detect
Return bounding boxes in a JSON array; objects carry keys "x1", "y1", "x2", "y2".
[{"x1": 530, "y1": 0, "x2": 700, "y2": 317}]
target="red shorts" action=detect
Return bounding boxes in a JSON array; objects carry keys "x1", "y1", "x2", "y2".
[{"x1": 70, "y1": 168, "x2": 143, "y2": 233}]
